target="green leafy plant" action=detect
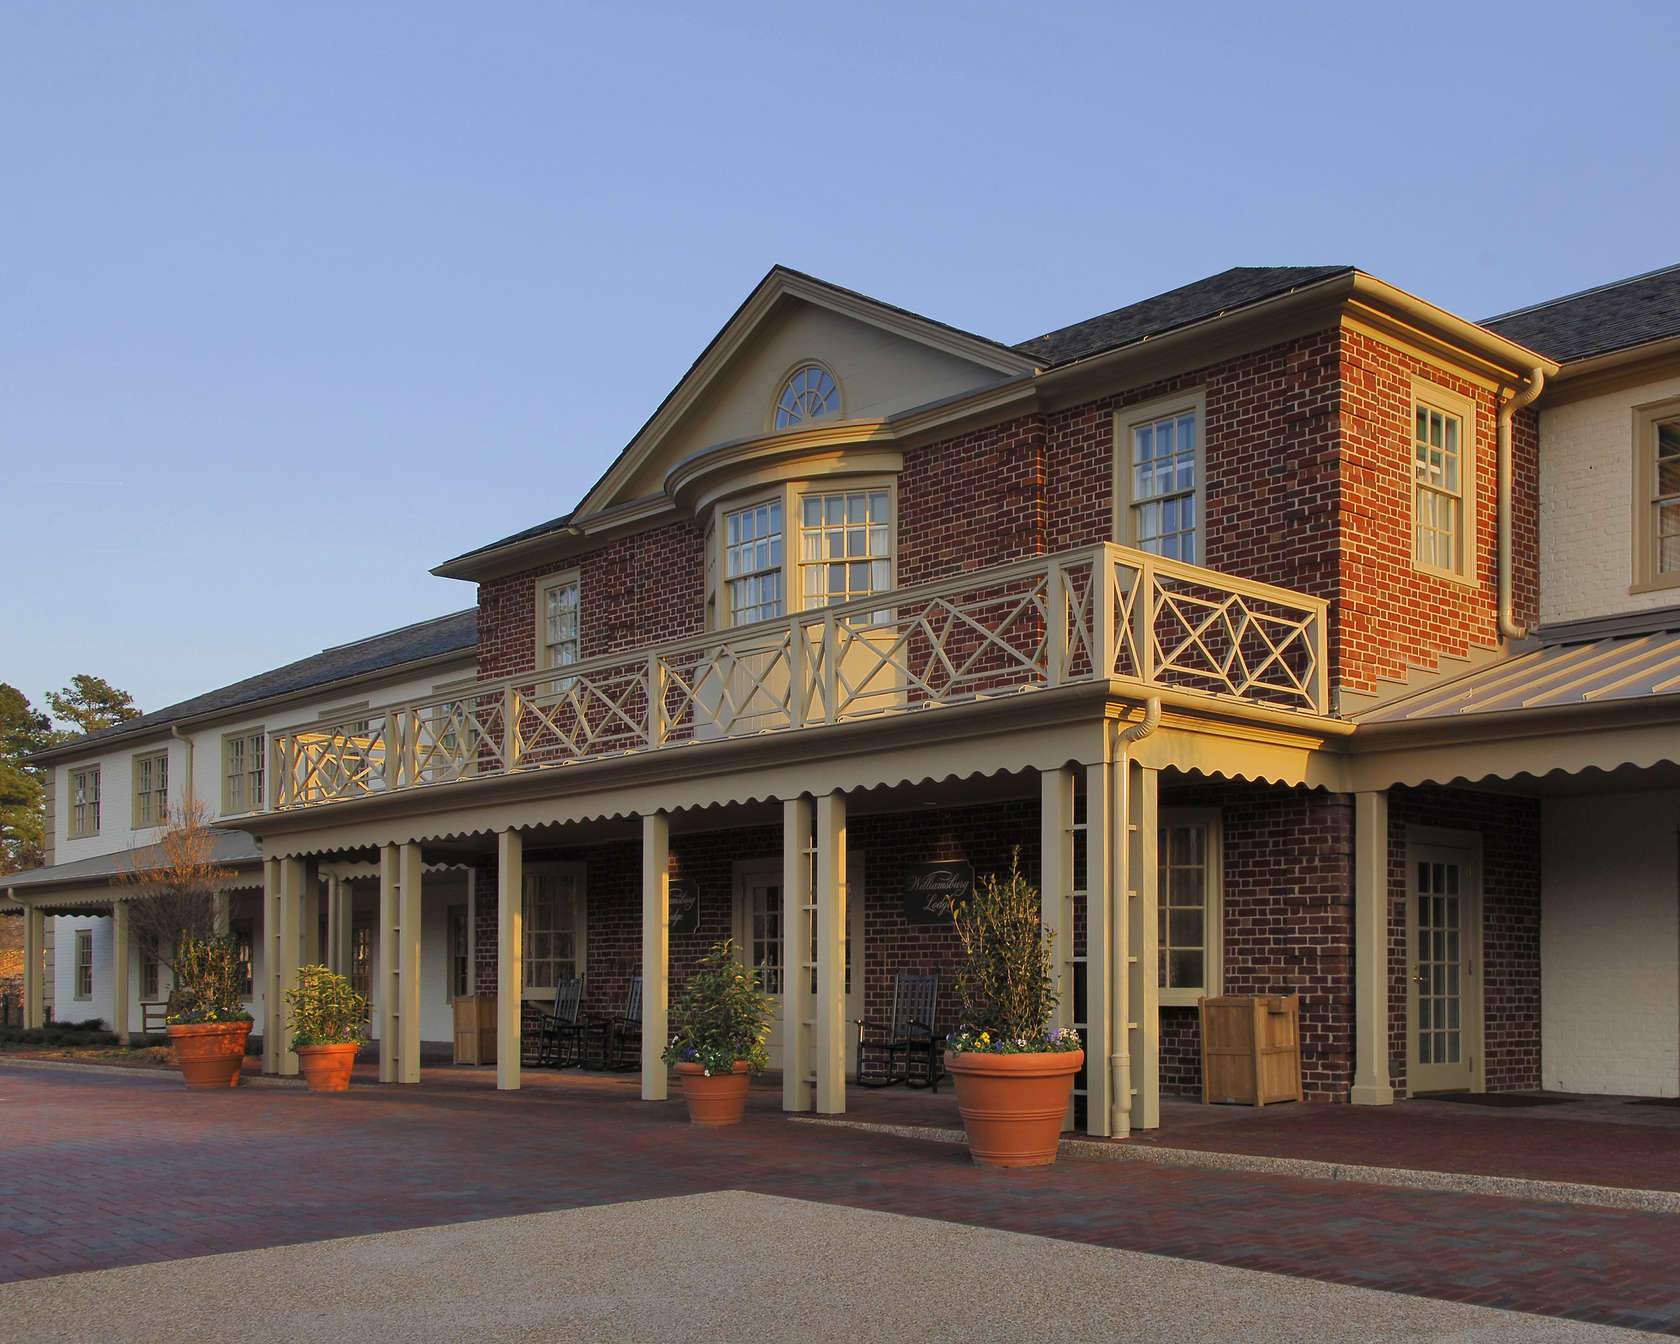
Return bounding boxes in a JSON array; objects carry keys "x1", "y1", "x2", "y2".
[
  {"x1": 166, "y1": 935, "x2": 252, "y2": 1025},
  {"x1": 661, "y1": 939, "x2": 776, "y2": 1077},
  {"x1": 283, "y1": 964, "x2": 369, "y2": 1048},
  {"x1": 945, "y1": 849, "x2": 1081, "y2": 1055}
]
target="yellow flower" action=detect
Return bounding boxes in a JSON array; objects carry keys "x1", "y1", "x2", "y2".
[{"x1": 978, "y1": 1032, "x2": 990, "y2": 1044}]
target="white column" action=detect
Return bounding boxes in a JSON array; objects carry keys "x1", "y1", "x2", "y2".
[
  {"x1": 325, "y1": 874, "x2": 349, "y2": 974},
  {"x1": 1108, "y1": 754, "x2": 1137, "y2": 1139},
  {"x1": 781, "y1": 795, "x2": 815, "y2": 1113},
  {"x1": 1352, "y1": 790, "x2": 1395, "y2": 1105},
  {"x1": 273, "y1": 856, "x2": 304, "y2": 1076},
  {"x1": 641, "y1": 811, "x2": 670, "y2": 1101},
  {"x1": 23, "y1": 900, "x2": 44, "y2": 1029},
  {"x1": 379, "y1": 844, "x2": 399, "y2": 1083},
  {"x1": 212, "y1": 891, "x2": 230, "y2": 937},
  {"x1": 298, "y1": 863, "x2": 321, "y2": 969},
  {"x1": 111, "y1": 901, "x2": 131, "y2": 1040},
  {"x1": 396, "y1": 843, "x2": 422, "y2": 1084},
  {"x1": 1083, "y1": 760, "x2": 1112, "y2": 1136},
  {"x1": 813, "y1": 790, "x2": 847, "y2": 1115},
  {"x1": 262, "y1": 858, "x2": 280, "y2": 1072},
  {"x1": 1127, "y1": 761, "x2": 1160, "y2": 1132},
  {"x1": 1041, "y1": 768, "x2": 1076, "y2": 1133},
  {"x1": 496, "y1": 829, "x2": 523, "y2": 1091}
]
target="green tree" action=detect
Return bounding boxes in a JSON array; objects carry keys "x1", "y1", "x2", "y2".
[
  {"x1": 46, "y1": 674, "x2": 140, "y2": 739},
  {"x1": 0, "y1": 684, "x2": 54, "y2": 874}
]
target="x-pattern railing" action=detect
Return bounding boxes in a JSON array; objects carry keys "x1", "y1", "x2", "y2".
[{"x1": 271, "y1": 543, "x2": 1326, "y2": 809}]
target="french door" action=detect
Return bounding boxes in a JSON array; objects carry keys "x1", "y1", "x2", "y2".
[{"x1": 1407, "y1": 840, "x2": 1482, "y2": 1094}]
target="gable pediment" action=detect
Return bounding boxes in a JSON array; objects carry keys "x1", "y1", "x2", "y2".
[{"x1": 577, "y1": 268, "x2": 1037, "y2": 518}]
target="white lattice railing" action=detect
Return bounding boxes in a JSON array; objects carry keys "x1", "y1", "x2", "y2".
[{"x1": 272, "y1": 543, "x2": 1326, "y2": 809}]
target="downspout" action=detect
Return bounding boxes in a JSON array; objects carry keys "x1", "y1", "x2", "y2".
[
  {"x1": 1498, "y1": 367, "x2": 1546, "y2": 640},
  {"x1": 1110, "y1": 697, "x2": 1161, "y2": 1139},
  {"x1": 169, "y1": 724, "x2": 195, "y2": 810}
]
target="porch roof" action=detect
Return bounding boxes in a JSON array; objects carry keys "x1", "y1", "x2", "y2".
[
  {"x1": 1360, "y1": 621, "x2": 1680, "y2": 723},
  {"x1": 2, "y1": 830, "x2": 262, "y2": 909}
]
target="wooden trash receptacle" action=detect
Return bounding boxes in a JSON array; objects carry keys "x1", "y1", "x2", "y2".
[
  {"x1": 1198, "y1": 995, "x2": 1302, "y2": 1106},
  {"x1": 453, "y1": 993, "x2": 497, "y2": 1065}
]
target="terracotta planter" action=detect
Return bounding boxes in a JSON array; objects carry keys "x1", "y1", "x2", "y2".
[
  {"x1": 944, "y1": 1049, "x2": 1084, "y2": 1167},
  {"x1": 167, "y1": 1020, "x2": 253, "y2": 1090},
  {"x1": 674, "y1": 1060, "x2": 751, "y2": 1126},
  {"x1": 296, "y1": 1042, "x2": 361, "y2": 1092}
]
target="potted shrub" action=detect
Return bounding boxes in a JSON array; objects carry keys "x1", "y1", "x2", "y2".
[
  {"x1": 165, "y1": 934, "x2": 254, "y2": 1089},
  {"x1": 283, "y1": 964, "x2": 369, "y2": 1092},
  {"x1": 661, "y1": 939, "x2": 775, "y2": 1126},
  {"x1": 943, "y1": 851, "x2": 1083, "y2": 1167}
]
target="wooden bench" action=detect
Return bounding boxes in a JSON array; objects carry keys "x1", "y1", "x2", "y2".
[{"x1": 139, "y1": 1000, "x2": 170, "y2": 1035}]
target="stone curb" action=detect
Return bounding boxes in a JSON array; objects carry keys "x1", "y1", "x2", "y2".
[
  {"x1": 0, "y1": 1055, "x2": 305, "y2": 1087},
  {"x1": 791, "y1": 1115, "x2": 1680, "y2": 1215}
]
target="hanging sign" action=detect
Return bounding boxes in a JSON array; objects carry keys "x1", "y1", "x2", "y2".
[
  {"x1": 901, "y1": 861, "x2": 973, "y2": 925},
  {"x1": 668, "y1": 879, "x2": 700, "y2": 936}
]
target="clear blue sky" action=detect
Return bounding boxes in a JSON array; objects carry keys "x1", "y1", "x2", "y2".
[{"x1": 4, "y1": 0, "x2": 1674, "y2": 718}]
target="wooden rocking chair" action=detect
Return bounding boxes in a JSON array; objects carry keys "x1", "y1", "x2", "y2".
[
  {"x1": 532, "y1": 978, "x2": 586, "y2": 1067},
  {"x1": 855, "y1": 973, "x2": 942, "y2": 1091},
  {"x1": 595, "y1": 974, "x2": 642, "y2": 1071}
]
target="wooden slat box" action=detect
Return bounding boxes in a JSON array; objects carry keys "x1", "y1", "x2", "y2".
[
  {"x1": 453, "y1": 993, "x2": 497, "y2": 1065},
  {"x1": 1199, "y1": 994, "x2": 1303, "y2": 1106}
]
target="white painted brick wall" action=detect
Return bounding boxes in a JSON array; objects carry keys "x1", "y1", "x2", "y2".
[
  {"x1": 1539, "y1": 372, "x2": 1680, "y2": 626},
  {"x1": 1541, "y1": 790, "x2": 1679, "y2": 1097}
]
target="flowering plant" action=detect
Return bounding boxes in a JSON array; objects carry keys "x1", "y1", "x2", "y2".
[
  {"x1": 660, "y1": 939, "x2": 775, "y2": 1077},
  {"x1": 165, "y1": 935, "x2": 253, "y2": 1026},
  {"x1": 944, "y1": 849, "x2": 1075, "y2": 1055}
]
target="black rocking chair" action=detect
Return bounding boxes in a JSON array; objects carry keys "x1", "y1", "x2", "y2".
[
  {"x1": 533, "y1": 978, "x2": 586, "y2": 1067},
  {"x1": 595, "y1": 974, "x2": 642, "y2": 1071},
  {"x1": 855, "y1": 973, "x2": 942, "y2": 1091}
]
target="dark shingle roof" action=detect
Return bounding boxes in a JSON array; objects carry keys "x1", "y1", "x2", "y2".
[
  {"x1": 1482, "y1": 263, "x2": 1680, "y2": 363},
  {"x1": 39, "y1": 609, "x2": 477, "y2": 759},
  {"x1": 1013, "y1": 265, "x2": 1354, "y2": 367}
]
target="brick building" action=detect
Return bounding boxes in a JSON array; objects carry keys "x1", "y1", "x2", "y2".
[{"x1": 13, "y1": 261, "x2": 1678, "y2": 1125}]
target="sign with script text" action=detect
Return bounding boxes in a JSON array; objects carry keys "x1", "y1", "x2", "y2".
[
  {"x1": 669, "y1": 879, "x2": 700, "y2": 936},
  {"x1": 901, "y1": 861, "x2": 973, "y2": 925}
]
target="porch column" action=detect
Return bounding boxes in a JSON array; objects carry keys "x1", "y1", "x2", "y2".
[
  {"x1": 1124, "y1": 760, "x2": 1160, "y2": 1132},
  {"x1": 111, "y1": 900, "x2": 131, "y2": 1040},
  {"x1": 23, "y1": 900, "x2": 44, "y2": 1029},
  {"x1": 1041, "y1": 767, "x2": 1077, "y2": 1132},
  {"x1": 377, "y1": 843, "x2": 422, "y2": 1084},
  {"x1": 270, "y1": 856, "x2": 304, "y2": 1076},
  {"x1": 298, "y1": 864, "x2": 321, "y2": 968},
  {"x1": 1083, "y1": 759, "x2": 1113, "y2": 1136},
  {"x1": 496, "y1": 829, "x2": 523, "y2": 1091},
  {"x1": 262, "y1": 858, "x2": 280, "y2": 1071},
  {"x1": 212, "y1": 891, "x2": 230, "y2": 937},
  {"x1": 813, "y1": 790, "x2": 847, "y2": 1115},
  {"x1": 781, "y1": 795, "x2": 815, "y2": 1113},
  {"x1": 1352, "y1": 790, "x2": 1395, "y2": 1105},
  {"x1": 325, "y1": 874, "x2": 350, "y2": 974},
  {"x1": 640, "y1": 811, "x2": 669, "y2": 1102}
]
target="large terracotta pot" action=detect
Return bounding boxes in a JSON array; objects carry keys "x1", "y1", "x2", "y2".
[
  {"x1": 296, "y1": 1042, "x2": 360, "y2": 1092},
  {"x1": 944, "y1": 1049, "x2": 1084, "y2": 1167},
  {"x1": 674, "y1": 1060, "x2": 751, "y2": 1126},
  {"x1": 167, "y1": 1020, "x2": 253, "y2": 1090}
]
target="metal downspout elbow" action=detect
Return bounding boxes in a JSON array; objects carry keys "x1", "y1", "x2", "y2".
[{"x1": 1498, "y1": 367, "x2": 1546, "y2": 641}]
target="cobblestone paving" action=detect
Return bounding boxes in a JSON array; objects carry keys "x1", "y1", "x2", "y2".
[{"x1": 3, "y1": 1065, "x2": 1679, "y2": 1336}]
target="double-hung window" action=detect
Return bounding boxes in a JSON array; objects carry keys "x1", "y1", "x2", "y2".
[
  {"x1": 521, "y1": 865, "x2": 585, "y2": 997},
  {"x1": 1157, "y1": 808, "x2": 1222, "y2": 1006},
  {"x1": 1117, "y1": 391, "x2": 1204, "y2": 564},
  {"x1": 132, "y1": 750, "x2": 168, "y2": 828},
  {"x1": 799, "y1": 489, "x2": 891, "y2": 612},
  {"x1": 74, "y1": 930, "x2": 93, "y2": 1000},
  {"x1": 1412, "y1": 380, "x2": 1476, "y2": 581},
  {"x1": 1633, "y1": 398, "x2": 1680, "y2": 593},
  {"x1": 223, "y1": 731, "x2": 265, "y2": 815},
  {"x1": 69, "y1": 767, "x2": 100, "y2": 838},
  {"x1": 536, "y1": 572, "x2": 581, "y2": 673},
  {"x1": 724, "y1": 499, "x2": 785, "y2": 625}
]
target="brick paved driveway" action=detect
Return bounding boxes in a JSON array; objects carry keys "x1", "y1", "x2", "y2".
[{"x1": 4, "y1": 1064, "x2": 1680, "y2": 1336}]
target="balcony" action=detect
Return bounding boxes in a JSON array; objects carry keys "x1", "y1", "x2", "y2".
[{"x1": 272, "y1": 543, "x2": 1327, "y2": 810}]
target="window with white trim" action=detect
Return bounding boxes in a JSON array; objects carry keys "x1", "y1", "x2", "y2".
[
  {"x1": 223, "y1": 731, "x2": 265, "y2": 815},
  {"x1": 774, "y1": 364, "x2": 840, "y2": 430},
  {"x1": 446, "y1": 905, "x2": 470, "y2": 1001},
  {"x1": 69, "y1": 767, "x2": 100, "y2": 838},
  {"x1": 521, "y1": 866, "x2": 585, "y2": 998},
  {"x1": 1633, "y1": 398, "x2": 1680, "y2": 592},
  {"x1": 1415, "y1": 402, "x2": 1464, "y2": 573},
  {"x1": 724, "y1": 499, "x2": 785, "y2": 625},
  {"x1": 536, "y1": 572, "x2": 581, "y2": 672},
  {"x1": 798, "y1": 489, "x2": 891, "y2": 609},
  {"x1": 132, "y1": 750, "x2": 168, "y2": 828},
  {"x1": 1158, "y1": 809, "x2": 1221, "y2": 1005},
  {"x1": 74, "y1": 930, "x2": 93, "y2": 1000},
  {"x1": 1116, "y1": 391, "x2": 1204, "y2": 564},
  {"x1": 140, "y1": 934, "x2": 161, "y2": 1001}
]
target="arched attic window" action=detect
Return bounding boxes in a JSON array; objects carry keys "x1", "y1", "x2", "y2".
[{"x1": 773, "y1": 363, "x2": 840, "y2": 430}]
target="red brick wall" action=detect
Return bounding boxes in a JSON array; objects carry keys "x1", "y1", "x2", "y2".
[
  {"x1": 897, "y1": 415, "x2": 1047, "y2": 586},
  {"x1": 1386, "y1": 785, "x2": 1541, "y2": 1095},
  {"x1": 1159, "y1": 778, "x2": 1356, "y2": 1102}
]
